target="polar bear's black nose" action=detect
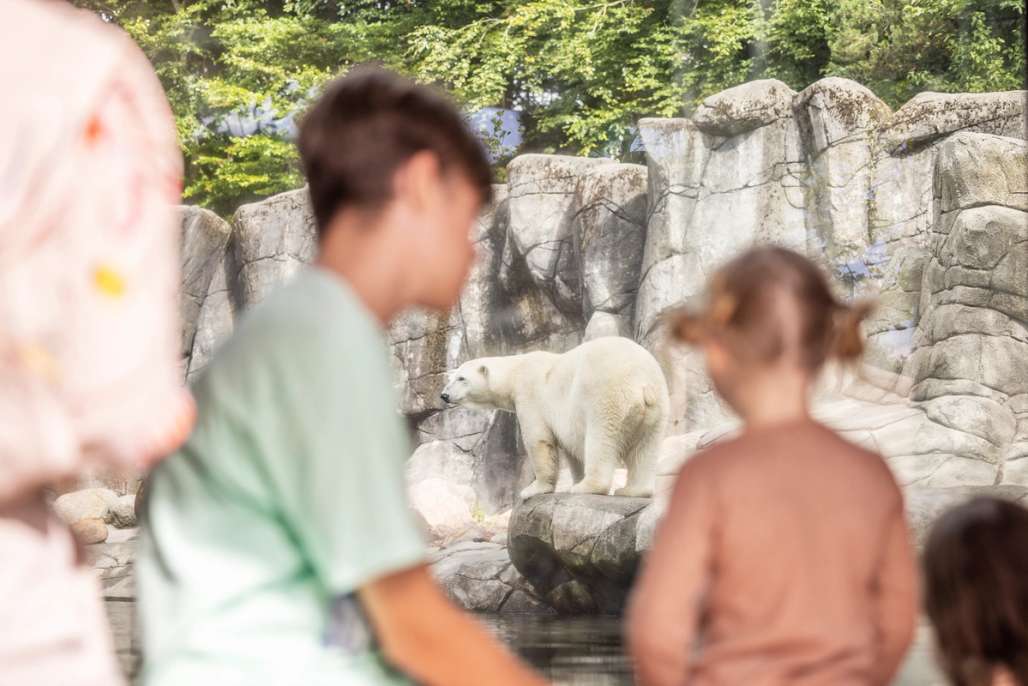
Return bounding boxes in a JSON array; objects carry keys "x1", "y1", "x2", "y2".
[{"x1": 440, "y1": 392, "x2": 451, "y2": 403}]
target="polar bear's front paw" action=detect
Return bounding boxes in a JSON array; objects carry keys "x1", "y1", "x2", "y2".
[
  {"x1": 520, "y1": 480, "x2": 556, "y2": 500},
  {"x1": 570, "y1": 480, "x2": 610, "y2": 495},
  {"x1": 614, "y1": 485, "x2": 653, "y2": 498}
]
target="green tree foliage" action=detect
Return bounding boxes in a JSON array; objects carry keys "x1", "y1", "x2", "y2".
[{"x1": 72, "y1": 0, "x2": 1025, "y2": 214}]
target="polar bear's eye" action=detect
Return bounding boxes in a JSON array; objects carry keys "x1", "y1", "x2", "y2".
[{"x1": 457, "y1": 376, "x2": 465, "y2": 382}]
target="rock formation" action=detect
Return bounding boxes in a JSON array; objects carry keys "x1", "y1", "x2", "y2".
[{"x1": 166, "y1": 78, "x2": 1026, "y2": 614}]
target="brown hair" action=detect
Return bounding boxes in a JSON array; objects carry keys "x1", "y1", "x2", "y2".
[
  {"x1": 668, "y1": 246, "x2": 873, "y2": 371},
  {"x1": 924, "y1": 497, "x2": 1028, "y2": 686},
  {"x1": 297, "y1": 64, "x2": 493, "y2": 236}
]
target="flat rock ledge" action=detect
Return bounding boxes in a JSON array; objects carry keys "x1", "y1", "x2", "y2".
[
  {"x1": 431, "y1": 541, "x2": 554, "y2": 614},
  {"x1": 508, "y1": 493, "x2": 651, "y2": 614}
]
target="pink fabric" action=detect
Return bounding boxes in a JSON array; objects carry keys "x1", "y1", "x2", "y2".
[
  {"x1": 0, "y1": 0, "x2": 187, "y2": 498},
  {"x1": 0, "y1": 494, "x2": 124, "y2": 685},
  {"x1": 629, "y1": 419, "x2": 919, "y2": 686},
  {"x1": 0, "y1": 2, "x2": 189, "y2": 683}
]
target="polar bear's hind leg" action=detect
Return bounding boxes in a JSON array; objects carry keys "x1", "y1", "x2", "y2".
[
  {"x1": 614, "y1": 426, "x2": 661, "y2": 497},
  {"x1": 614, "y1": 390, "x2": 664, "y2": 497},
  {"x1": 569, "y1": 424, "x2": 618, "y2": 495}
]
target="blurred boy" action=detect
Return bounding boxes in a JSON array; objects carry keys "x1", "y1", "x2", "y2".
[{"x1": 139, "y1": 67, "x2": 546, "y2": 686}]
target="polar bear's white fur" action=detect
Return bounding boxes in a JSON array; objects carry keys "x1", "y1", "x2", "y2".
[{"x1": 440, "y1": 337, "x2": 670, "y2": 499}]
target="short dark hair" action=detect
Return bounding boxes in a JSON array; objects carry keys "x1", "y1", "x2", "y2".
[
  {"x1": 924, "y1": 496, "x2": 1028, "y2": 686},
  {"x1": 298, "y1": 65, "x2": 493, "y2": 236}
]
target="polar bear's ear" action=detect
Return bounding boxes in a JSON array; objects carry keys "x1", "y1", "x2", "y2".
[{"x1": 478, "y1": 364, "x2": 489, "y2": 378}]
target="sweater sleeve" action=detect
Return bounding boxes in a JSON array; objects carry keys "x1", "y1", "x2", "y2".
[
  {"x1": 870, "y1": 495, "x2": 919, "y2": 685},
  {"x1": 627, "y1": 456, "x2": 716, "y2": 686}
]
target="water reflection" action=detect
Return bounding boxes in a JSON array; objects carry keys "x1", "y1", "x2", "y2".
[
  {"x1": 482, "y1": 615, "x2": 633, "y2": 685},
  {"x1": 481, "y1": 614, "x2": 945, "y2": 686}
]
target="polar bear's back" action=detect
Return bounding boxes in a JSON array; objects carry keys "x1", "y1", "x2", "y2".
[
  {"x1": 562, "y1": 336, "x2": 664, "y2": 380},
  {"x1": 551, "y1": 336, "x2": 669, "y2": 407}
]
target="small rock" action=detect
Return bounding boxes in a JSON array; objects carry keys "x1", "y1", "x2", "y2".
[
  {"x1": 109, "y1": 495, "x2": 137, "y2": 529},
  {"x1": 71, "y1": 518, "x2": 108, "y2": 545},
  {"x1": 693, "y1": 79, "x2": 796, "y2": 136},
  {"x1": 54, "y1": 488, "x2": 118, "y2": 526},
  {"x1": 439, "y1": 524, "x2": 493, "y2": 548},
  {"x1": 482, "y1": 509, "x2": 513, "y2": 543},
  {"x1": 409, "y1": 478, "x2": 477, "y2": 542}
]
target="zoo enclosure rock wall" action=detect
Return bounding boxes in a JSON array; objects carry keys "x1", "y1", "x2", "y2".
[
  {"x1": 160, "y1": 79, "x2": 1027, "y2": 617},
  {"x1": 171, "y1": 78, "x2": 1028, "y2": 524}
]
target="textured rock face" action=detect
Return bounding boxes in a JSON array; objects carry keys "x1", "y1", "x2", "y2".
[
  {"x1": 864, "y1": 91, "x2": 1027, "y2": 373},
  {"x1": 901, "y1": 133, "x2": 1028, "y2": 486},
  {"x1": 177, "y1": 207, "x2": 234, "y2": 379},
  {"x1": 793, "y1": 78, "x2": 890, "y2": 278},
  {"x1": 575, "y1": 162, "x2": 648, "y2": 338},
  {"x1": 636, "y1": 80, "x2": 808, "y2": 429},
  {"x1": 431, "y1": 541, "x2": 553, "y2": 614},
  {"x1": 232, "y1": 187, "x2": 317, "y2": 309},
  {"x1": 508, "y1": 494, "x2": 649, "y2": 614},
  {"x1": 179, "y1": 207, "x2": 232, "y2": 361},
  {"x1": 167, "y1": 80, "x2": 1027, "y2": 614},
  {"x1": 89, "y1": 530, "x2": 139, "y2": 677}
]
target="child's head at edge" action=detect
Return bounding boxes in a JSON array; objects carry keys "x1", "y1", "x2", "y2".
[
  {"x1": 923, "y1": 497, "x2": 1028, "y2": 686},
  {"x1": 298, "y1": 65, "x2": 492, "y2": 317},
  {"x1": 668, "y1": 246, "x2": 873, "y2": 425}
]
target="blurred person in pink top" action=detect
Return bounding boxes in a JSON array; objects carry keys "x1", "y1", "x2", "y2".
[
  {"x1": 627, "y1": 246, "x2": 919, "y2": 686},
  {"x1": 0, "y1": 1, "x2": 193, "y2": 683}
]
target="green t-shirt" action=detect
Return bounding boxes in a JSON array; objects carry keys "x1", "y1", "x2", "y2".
[{"x1": 138, "y1": 267, "x2": 425, "y2": 686}]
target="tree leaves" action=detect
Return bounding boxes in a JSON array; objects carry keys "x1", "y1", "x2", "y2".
[{"x1": 70, "y1": 0, "x2": 1025, "y2": 215}]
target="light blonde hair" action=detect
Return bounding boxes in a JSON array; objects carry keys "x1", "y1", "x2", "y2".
[{"x1": 668, "y1": 246, "x2": 874, "y2": 372}]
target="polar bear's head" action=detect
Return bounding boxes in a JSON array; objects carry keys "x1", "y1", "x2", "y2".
[{"x1": 440, "y1": 360, "x2": 492, "y2": 409}]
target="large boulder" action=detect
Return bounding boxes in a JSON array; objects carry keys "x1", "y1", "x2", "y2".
[
  {"x1": 179, "y1": 207, "x2": 232, "y2": 363},
  {"x1": 231, "y1": 187, "x2": 317, "y2": 309},
  {"x1": 70, "y1": 518, "x2": 108, "y2": 544},
  {"x1": 693, "y1": 79, "x2": 797, "y2": 136},
  {"x1": 410, "y1": 409, "x2": 526, "y2": 515},
  {"x1": 574, "y1": 162, "x2": 648, "y2": 337},
  {"x1": 900, "y1": 135, "x2": 1028, "y2": 485},
  {"x1": 431, "y1": 541, "x2": 551, "y2": 613},
  {"x1": 508, "y1": 494, "x2": 649, "y2": 614},
  {"x1": 935, "y1": 132, "x2": 1028, "y2": 214},
  {"x1": 879, "y1": 90, "x2": 1027, "y2": 154},
  {"x1": 408, "y1": 477, "x2": 478, "y2": 542},
  {"x1": 862, "y1": 93, "x2": 1026, "y2": 373},
  {"x1": 506, "y1": 155, "x2": 609, "y2": 315},
  {"x1": 458, "y1": 185, "x2": 510, "y2": 358},
  {"x1": 792, "y1": 78, "x2": 892, "y2": 282},
  {"x1": 635, "y1": 84, "x2": 807, "y2": 431},
  {"x1": 185, "y1": 258, "x2": 235, "y2": 380},
  {"x1": 53, "y1": 488, "x2": 119, "y2": 526}
]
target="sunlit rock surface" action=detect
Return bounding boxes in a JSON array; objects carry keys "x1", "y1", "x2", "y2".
[
  {"x1": 508, "y1": 494, "x2": 649, "y2": 614},
  {"x1": 164, "y1": 79, "x2": 1027, "y2": 615}
]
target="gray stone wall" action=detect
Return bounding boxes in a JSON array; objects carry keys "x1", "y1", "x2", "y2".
[{"x1": 138, "y1": 79, "x2": 1027, "y2": 617}]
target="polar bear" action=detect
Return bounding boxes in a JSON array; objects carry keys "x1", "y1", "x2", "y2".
[{"x1": 440, "y1": 337, "x2": 670, "y2": 499}]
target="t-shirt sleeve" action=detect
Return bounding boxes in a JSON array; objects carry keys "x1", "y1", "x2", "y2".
[{"x1": 262, "y1": 320, "x2": 426, "y2": 594}]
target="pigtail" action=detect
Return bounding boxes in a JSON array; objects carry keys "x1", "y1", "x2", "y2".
[
  {"x1": 665, "y1": 307, "x2": 704, "y2": 345},
  {"x1": 664, "y1": 294, "x2": 737, "y2": 346},
  {"x1": 830, "y1": 300, "x2": 875, "y2": 362}
]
